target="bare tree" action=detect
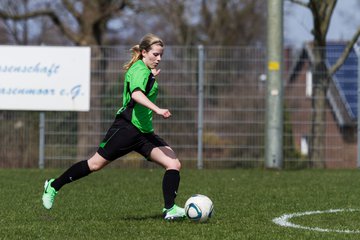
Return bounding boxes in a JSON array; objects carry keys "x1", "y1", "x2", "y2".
[
  {"x1": 0, "y1": 0, "x2": 31, "y2": 44},
  {"x1": 0, "y1": 0, "x2": 70, "y2": 45},
  {"x1": 198, "y1": 0, "x2": 266, "y2": 45},
  {"x1": 289, "y1": 0, "x2": 360, "y2": 167},
  {"x1": 0, "y1": 0, "x2": 130, "y2": 160},
  {"x1": 126, "y1": 0, "x2": 266, "y2": 46}
]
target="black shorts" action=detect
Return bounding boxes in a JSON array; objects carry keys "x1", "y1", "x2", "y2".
[{"x1": 97, "y1": 116, "x2": 169, "y2": 161}]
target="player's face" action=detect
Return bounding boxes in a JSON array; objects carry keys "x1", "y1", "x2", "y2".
[{"x1": 142, "y1": 44, "x2": 163, "y2": 69}]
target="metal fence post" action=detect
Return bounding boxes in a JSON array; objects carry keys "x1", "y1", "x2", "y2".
[
  {"x1": 197, "y1": 45, "x2": 204, "y2": 169},
  {"x1": 39, "y1": 112, "x2": 45, "y2": 169},
  {"x1": 265, "y1": 0, "x2": 283, "y2": 169}
]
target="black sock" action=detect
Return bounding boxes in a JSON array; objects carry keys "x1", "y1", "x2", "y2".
[
  {"x1": 162, "y1": 169, "x2": 180, "y2": 209},
  {"x1": 51, "y1": 160, "x2": 91, "y2": 191}
]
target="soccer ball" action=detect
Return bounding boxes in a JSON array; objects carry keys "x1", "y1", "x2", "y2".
[{"x1": 184, "y1": 194, "x2": 214, "y2": 222}]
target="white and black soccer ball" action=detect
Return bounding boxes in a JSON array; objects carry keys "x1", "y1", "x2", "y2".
[{"x1": 184, "y1": 194, "x2": 214, "y2": 222}]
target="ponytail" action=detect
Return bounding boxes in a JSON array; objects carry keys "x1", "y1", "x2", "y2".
[
  {"x1": 123, "y1": 45, "x2": 141, "y2": 70},
  {"x1": 123, "y1": 33, "x2": 164, "y2": 71}
]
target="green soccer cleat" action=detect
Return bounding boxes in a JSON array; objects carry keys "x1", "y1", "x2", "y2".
[
  {"x1": 163, "y1": 204, "x2": 186, "y2": 220},
  {"x1": 42, "y1": 179, "x2": 58, "y2": 210}
]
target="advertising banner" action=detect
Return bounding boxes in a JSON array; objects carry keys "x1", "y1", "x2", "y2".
[{"x1": 0, "y1": 46, "x2": 91, "y2": 111}]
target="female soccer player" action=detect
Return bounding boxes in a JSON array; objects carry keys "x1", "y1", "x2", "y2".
[{"x1": 42, "y1": 33, "x2": 185, "y2": 220}]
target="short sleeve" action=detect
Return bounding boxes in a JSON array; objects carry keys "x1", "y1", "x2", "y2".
[{"x1": 129, "y1": 68, "x2": 150, "y2": 93}]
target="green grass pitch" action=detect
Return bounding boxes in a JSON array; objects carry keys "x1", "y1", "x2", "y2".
[{"x1": 1, "y1": 168, "x2": 360, "y2": 239}]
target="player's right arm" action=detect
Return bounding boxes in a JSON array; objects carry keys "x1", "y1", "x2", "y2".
[{"x1": 131, "y1": 90, "x2": 171, "y2": 119}]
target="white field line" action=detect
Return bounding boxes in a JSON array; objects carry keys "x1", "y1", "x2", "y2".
[{"x1": 272, "y1": 209, "x2": 360, "y2": 234}]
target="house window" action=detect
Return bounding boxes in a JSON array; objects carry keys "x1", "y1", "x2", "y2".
[
  {"x1": 301, "y1": 135, "x2": 309, "y2": 156},
  {"x1": 306, "y1": 70, "x2": 312, "y2": 97}
]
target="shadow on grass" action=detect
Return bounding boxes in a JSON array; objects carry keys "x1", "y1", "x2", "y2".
[
  {"x1": 120, "y1": 214, "x2": 163, "y2": 221},
  {"x1": 39, "y1": 213, "x2": 57, "y2": 221},
  {"x1": 120, "y1": 214, "x2": 188, "y2": 222}
]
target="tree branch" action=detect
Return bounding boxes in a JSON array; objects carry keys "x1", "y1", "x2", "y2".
[
  {"x1": 329, "y1": 26, "x2": 360, "y2": 75},
  {"x1": 320, "y1": 0, "x2": 337, "y2": 40},
  {"x1": 0, "y1": 9, "x2": 51, "y2": 20},
  {"x1": 288, "y1": 0, "x2": 309, "y2": 8},
  {"x1": 98, "y1": 0, "x2": 127, "y2": 21},
  {"x1": 0, "y1": 8, "x2": 81, "y2": 43},
  {"x1": 308, "y1": 1, "x2": 322, "y2": 42},
  {"x1": 62, "y1": 0, "x2": 82, "y2": 24}
]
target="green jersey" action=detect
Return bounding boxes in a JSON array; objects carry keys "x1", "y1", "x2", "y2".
[{"x1": 117, "y1": 60, "x2": 158, "y2": 133}]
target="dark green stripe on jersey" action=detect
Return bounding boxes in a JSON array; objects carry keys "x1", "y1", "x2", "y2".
[{"x1": 117, "y1": 60, "x2": 158, "y2": 133}]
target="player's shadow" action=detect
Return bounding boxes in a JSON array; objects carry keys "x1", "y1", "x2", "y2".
[{"x1": 121, "y1": 214, "x2": 162, "y2": 221}]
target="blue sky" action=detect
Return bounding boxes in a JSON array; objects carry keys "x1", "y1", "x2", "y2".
[{"x1": 284, "y1": 0, "x2": 360, "y2": 47}]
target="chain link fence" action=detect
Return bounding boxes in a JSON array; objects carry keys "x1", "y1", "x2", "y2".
[{"x1": 0, "y1": 45, "x2": 358, "y2": 169}]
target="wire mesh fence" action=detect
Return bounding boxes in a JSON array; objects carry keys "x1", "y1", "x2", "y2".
[{"x1": 0, "y1": 45, "x2": 358, "y2": 169}]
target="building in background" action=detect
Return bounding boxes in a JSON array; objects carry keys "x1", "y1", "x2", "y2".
[{"x1": 287, "y1": 42, "x2": 358, "y2": 168}]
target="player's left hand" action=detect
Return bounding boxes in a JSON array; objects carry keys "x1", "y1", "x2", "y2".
[
  {"x1": 152, "y1": 68, "x2": 161, "y2": 77},
  {"x1": 156, "y1": 108, "x2": 171, "y2": 119}
]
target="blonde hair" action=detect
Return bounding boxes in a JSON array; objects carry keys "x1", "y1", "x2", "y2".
[{"x1": 123, "y1": 33, "x2": 164, "y2": 70}]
